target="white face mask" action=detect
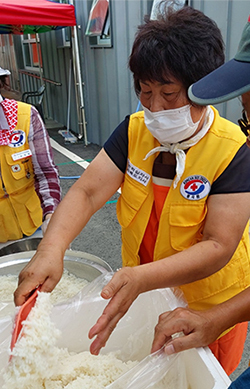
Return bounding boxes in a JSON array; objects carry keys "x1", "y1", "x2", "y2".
[{"x1": 143, "y1": 104, "x2": 202, "y2": 145}]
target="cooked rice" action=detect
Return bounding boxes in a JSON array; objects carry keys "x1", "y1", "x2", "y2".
[
  {"x1": 0, "y1": 269, "x2": 88, "y2": 305},
  {"x1": 2, "y1": 293, "x2": 137, "y2": 389}
]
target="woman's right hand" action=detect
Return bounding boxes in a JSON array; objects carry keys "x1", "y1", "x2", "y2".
[
  {"x1": 14, "y1": 149, "x2": 124, "y2": 307},
  {"x1": 14, "y1": 244, "x2": 64, "y2": 306}
]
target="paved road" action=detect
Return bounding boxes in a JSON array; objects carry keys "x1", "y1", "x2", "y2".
[
  {"x1": 49, "y1": 128, "x2": 122, "y2": 271},
  {"x1": 49, "y1": 128, "x2": 249, "y2": 383}
]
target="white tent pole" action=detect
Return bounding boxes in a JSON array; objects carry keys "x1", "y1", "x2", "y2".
[
  {"x1": 71, "y1": 26, "x2": 88, "y2": 145},
  {"x1": 35, "y1": 34, "x2": 43, "y2": 85},
  {"x1": 69, "y1": 0, "x2": 88, "y2": 145},
  {"x1": 67, "y1": 59, "x2": 72, "y2": 134}
]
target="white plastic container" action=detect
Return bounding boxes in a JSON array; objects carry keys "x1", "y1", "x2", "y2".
[
  {"x1": 106, "y1": 340, "x2": 232, "y2": 389},
  {"x1": 50, "y1": 277, "x2": 232, "y2": 388},
  {"x1": 0, "y1": 271, "x2": 232, "y2": 388},
  {"x1": 181, "y1": 347, "x2": 231, "y2": 389}
]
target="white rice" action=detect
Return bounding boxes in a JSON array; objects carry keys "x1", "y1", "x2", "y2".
[
  {"x1": 2, "y1": 292, "x2": 138, "y2": 389},
  {"x1": 0, "y1": 269, "x2": 88, "y2": 305}
]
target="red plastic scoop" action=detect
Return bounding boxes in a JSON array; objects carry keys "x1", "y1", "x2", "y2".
[{"x1": 10, "y1": 287, "x2": 40, "y2": 354}]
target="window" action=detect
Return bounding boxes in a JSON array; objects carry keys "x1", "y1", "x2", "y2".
[
  {"x1": 85, "y1": 0, "x2": 112, "y2": 48},
  {"x1": 56, "y1": 27, "x2": 71, "y2": 48},
  {"x1": 21, "y1": 34, "x2": 42, "y2": 71},
  {"x1": 56, "y1": 0, "x2": 72, "y2": 47}
]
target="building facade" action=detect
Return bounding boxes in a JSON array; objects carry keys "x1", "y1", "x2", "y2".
[{"x1": 0, "y1": 0, "x2": 248, "y2": 146}]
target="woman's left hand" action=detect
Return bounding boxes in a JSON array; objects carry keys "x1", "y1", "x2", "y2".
[
  {"x1": 88, "y1": 266, "x2": 143, "y2": 355},
  {"x1": 151, "y1": 307, "x2": 220, "y2": 355}
]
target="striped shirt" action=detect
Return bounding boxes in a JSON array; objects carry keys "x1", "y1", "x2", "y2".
[{"x1": 0, "y1": 101, "x2": 61, "y2": 220}]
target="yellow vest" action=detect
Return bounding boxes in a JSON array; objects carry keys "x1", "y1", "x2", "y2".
[
  {"x1": 117, "y1": 107, "x2": 250, "y2": 312},
  {"x1": 0, "y1": 101, "x2": 43, "y2": 242}
]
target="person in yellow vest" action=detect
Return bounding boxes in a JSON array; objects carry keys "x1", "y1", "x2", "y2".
[
  {"x1": 14, "y1": 6, "x2": 250, "y2": 375},
  {"x1": 150, "y1": 16, "x2": 250, "y2": 388},
  {"x1": 0, "y1": 67, "x2": 61, "y2": 245}
]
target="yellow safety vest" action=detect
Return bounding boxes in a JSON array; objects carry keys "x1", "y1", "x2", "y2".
[
  {"x1": 0, "y1": 102, "x2": 42, "y2": 242},
  {"x1": 117, "y1": 107, "x2": 250, "y2": 312}
]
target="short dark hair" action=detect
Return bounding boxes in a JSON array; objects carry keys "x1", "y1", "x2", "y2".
[
  {"x1": 129, "y1": 6, "x2": 225, "y2": 96},
  {"x1": 0, "y1": 75, "x2": 8, "y2": 89}
]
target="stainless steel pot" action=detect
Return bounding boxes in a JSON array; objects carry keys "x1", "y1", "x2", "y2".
[
  {"x1": 0, "y1": 249, "x2": 112, "y2": 281},
  {"x1": 0, "y1": 238, "x2": 42, "y2": 257}
]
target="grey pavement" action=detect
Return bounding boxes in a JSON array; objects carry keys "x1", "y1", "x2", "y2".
[
  {"x1": 48, "y1": 128, "x2": 122, "y2": 272},
  {"x1": 47, "y1": 127, "x2": 249, "y2": 383}
]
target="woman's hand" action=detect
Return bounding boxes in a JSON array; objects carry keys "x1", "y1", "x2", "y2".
[
  {"x1": 152, "y1": 286, "x2": 250, "y2": 355},
  {"x1": 88, "y1": 266, "x2": 144, "y2": 355},
  {"x1": 14, "y1": 244, "x2": 64, "y2": 306},
  {"x1": 14, "y1": 149, "x2": 124, "y2": 307},
  {"x1": 151, "y1": 307, "x2": 223, "y2": 355}
]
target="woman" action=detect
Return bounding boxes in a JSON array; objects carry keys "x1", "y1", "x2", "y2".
[
  {"x1": 0, "y1": 67, "x2": 61, "y2": 243},
  {"x1": 149, "y1": 17, "x2": 250, "y2": 386},
  {"x1": 14, "y1": 6, "x2": 250, "y2": 375}
]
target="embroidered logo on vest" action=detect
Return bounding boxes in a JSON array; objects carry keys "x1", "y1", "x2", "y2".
[
  {"x1": 8, "y1": 130, "x2": 26, "y2": 148},
  {"x1": 180, "y1": 175, "x2": 211, "y2": 200},
  {"x1": 11, "y1": 164, "x2": 21, "y2": 173},
  {"x1": 127, "y1": 159, "x2": 151, "y2": 186}
]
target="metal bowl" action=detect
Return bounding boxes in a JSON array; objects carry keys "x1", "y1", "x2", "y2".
[
  {"x1": 0, "y1": 238, "x2": 42, "y2": 257},
  {"x1": 0, "y1": 249, "x2": 112, "y2": 282}
]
